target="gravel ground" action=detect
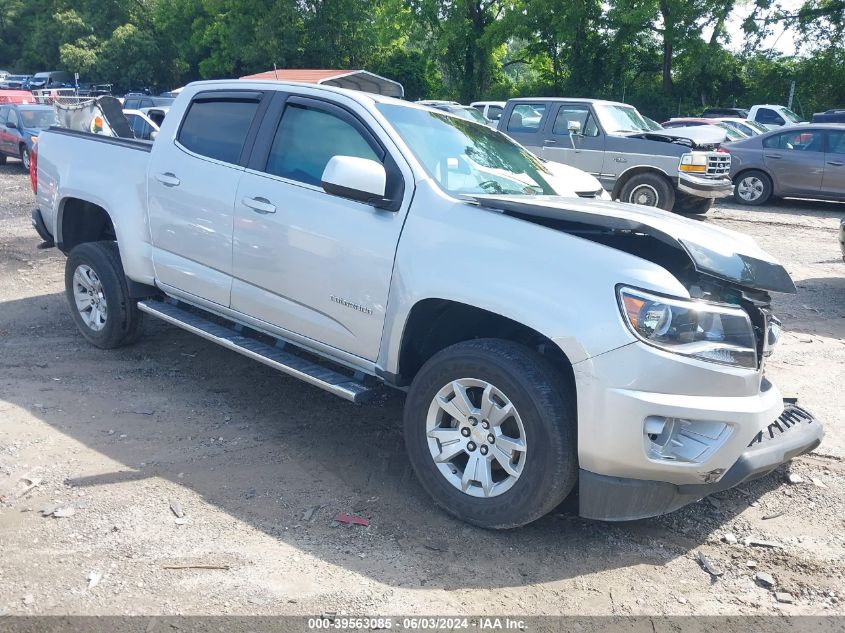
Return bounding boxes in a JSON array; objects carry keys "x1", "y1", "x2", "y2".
[{"x1": 0, "y1": 157, "x2": 843, "y2": 619}]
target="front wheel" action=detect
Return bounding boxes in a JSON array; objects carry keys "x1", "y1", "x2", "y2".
[
  {"x1": 674, "y1": 194, "x2": 713, "y2": 215},
  {"x1": 733, "y1": 170, "x2": 772, "y2": 205},
  {"x1": 619, "y1": 173, "x2": 675, "y2": 211},
  {"x1": 65, "y1": 242, "x2": 145, "y2": 349},
  {"x1": 403, "y1": 339, "x2": 577, "y2": 529},
  {"x1": 20, "y1": 145, "x2": 30, "y2": 172}
]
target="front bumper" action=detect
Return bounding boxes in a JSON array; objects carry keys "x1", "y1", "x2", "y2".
[
  {"x1": 677, "y1": 173, "x2": 733, "y2": 199},
  {"x1": 580, "y1": 403, "x2": 823, "y2": 520}
]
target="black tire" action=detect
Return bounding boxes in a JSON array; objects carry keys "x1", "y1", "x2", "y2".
[
  {"x1": 733, "y1": 170, "x2": 772, "y2": 205},
  {"x1": 403, "y1": 339, "x2": 577, "y2": 529},
  {"x1": 0, "y1": 154, "x2": 7, "y2": 165},
  {"x1": 674, "y1": 194, "x2": 713, "y2": 215},
  {"x1": 64, "y1": 242, "x2": 145, "y2": 349},
  {"x1": 619, "y1": 172, "x2": 675, "y2": 211},
  {"x1": 20, "y1": 145, "x2": 30, "y2": 172}
]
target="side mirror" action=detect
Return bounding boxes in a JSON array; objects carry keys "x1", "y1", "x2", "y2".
[
  {"x1": 567, "y1": 120, "x2": 582, "y2": 134},
  {"x1": 321, "y1": 156, "x2": 390, "y2": 209},
  {"x1": 6, "y1": 121, "x2": 17, "y2": 129}
]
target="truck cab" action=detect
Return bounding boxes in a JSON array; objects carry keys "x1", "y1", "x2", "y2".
[{"x1": 499, "y1": 98, "x2": 733, "y2": 214}]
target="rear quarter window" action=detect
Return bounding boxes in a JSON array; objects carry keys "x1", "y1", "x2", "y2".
[
  {"x1": 507, "y1": 104, "x2": 546, "y2": 132},
  {"x1": 177, "y1": 98, "x2": 259, "y2": 164}
]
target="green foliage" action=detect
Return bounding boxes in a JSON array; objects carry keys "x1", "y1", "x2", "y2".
[{"x1": 0, "y1": 0, "x2": 843, "y2": 115}]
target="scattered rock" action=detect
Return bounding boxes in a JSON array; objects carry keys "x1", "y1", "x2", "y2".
[
  {"x1": 40, "y1": 502, "x2": 61, "y2": 516},
  {"x1": 22, "y1": 594, "x2": 34, "y2": 606},
  {"x1": 775, "y1": 592, "x2": 794, "y2": 604},
  {"x1": 786, "y1": 473, "x2": 804, "y2": 484},
  {"x1": 174, "y1": 517, "x2": 188, "y2": 526},
  {"x1": 743, "y1": 537, "x2": 783, "y2": 548},
  {"x1": 747, "y1": 560, "x2": 758, "y2": 568},
  {"x1": 722, "y1": 532, "x2": 738, "y2": 545},
  {"x1": 302, "y1": 505, "x2": 321, "y2": 522},
  {"x1": 755, "y1": 572, "x2": 776, "y2": 588},
  {"x1": 811, "y1": 478, "x2": 827, "y2": 489},
  {"x1": 762, "y1": 510, "x2": 785, "y2": 520},
  {"x1": 169, "y1": 499, "x2": 185, "y2": 518},
  {"x1": 677, "y1": 596, "x2": 688, "y2": 604},
  {"x1": 51, "y1": 505, "x2": 76, "y2": 518},
  {"x1": 87, "y1": 571, "x2": 102, "y2": 590},
  {"x1": 697, "y1": 551, "x2": 724, "y2": 577}
]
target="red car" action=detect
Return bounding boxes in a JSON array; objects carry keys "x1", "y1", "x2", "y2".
[{"x1": 0, "y1": 90, "x2": 35, "y2": 105}]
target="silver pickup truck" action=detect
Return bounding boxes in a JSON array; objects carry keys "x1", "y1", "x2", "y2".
[
  {"x1": 499, "y1": 98, "x2": 733, "y2": 214},
  {"x1": 30, "y1": 80, "x2": 822, "y2": 528}
]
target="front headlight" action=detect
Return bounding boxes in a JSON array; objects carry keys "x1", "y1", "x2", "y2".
[
  {"x1": 617, "y1": 287, "x2": 757, "y2": 368},
  {"x1": 679, "y1": 152, "x2": 707, "y2": 173}
]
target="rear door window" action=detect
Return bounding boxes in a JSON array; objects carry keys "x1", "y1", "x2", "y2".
[
  {"x1": 507, "y1": 104, "x2": 546, "y2": 132},
  {"x1": 178, "y1": 96, "x2": 260, "y2": 164},
  {"x1": 764, "y1": 130, "x2": 824, "y2": 152},
  {"x1": 263, "y1": 102, "x2": 379, "y2": 186},
  {"x1": 756, "y1": 108, "x2": 785, "y2": 125},
  {"x1": 827, "y1": 131, "x2": 845, "y2": 155}
]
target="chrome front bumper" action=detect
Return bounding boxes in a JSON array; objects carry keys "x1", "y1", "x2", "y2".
[{"x1": 678, "y1": 173, "x2": 733, "y2": 199}]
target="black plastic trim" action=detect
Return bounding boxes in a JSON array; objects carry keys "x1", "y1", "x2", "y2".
[{"x1": 31, "y1": 208, "x2": 54, "y2": 246}]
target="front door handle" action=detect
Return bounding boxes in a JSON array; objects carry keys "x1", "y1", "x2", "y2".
[
  {"x1": 242, "y1": 196, "x2": 276, "y2": 214},
  {"x1": 827, "y1": 161, "x2": 844, "y2": 167},
  {"x1": 155, "y1": 172, "x2": 181, "y2": 187},
  {"x1": 764, "y1": 154, "x2": 783, "y2": 159}
]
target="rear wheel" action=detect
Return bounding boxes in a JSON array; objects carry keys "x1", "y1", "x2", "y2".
[
  {"x1": 403, "y1": 339, "x2": 577, "y2": 529},
  {"x1": 674, "y1": 194, "x2": 713, "y2": 215},
  {"x1": 65, "y1": 242, "x2": 145, "y2": 349},
  {"x1": 734, "y1": 170, "x2": 772, "y2": 205},
  {"x1": 620, "y1": 173, "x2": 675, "y2": 211},
  {"x1": 20, "y1": 145, "x2": 30, "y2": 172}
]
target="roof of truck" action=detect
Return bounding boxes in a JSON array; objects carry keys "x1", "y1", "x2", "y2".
[{"x1": 505, "y1": 97, "x2": 628, "y2": 107}]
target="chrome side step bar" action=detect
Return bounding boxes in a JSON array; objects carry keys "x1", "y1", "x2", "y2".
[{"x1": 137, "y1": 300, "x2": 374, "y2": 403}]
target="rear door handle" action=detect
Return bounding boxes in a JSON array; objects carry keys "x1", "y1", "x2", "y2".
[
  {"x1": 764, "y1": 154, "x2": 783, "y2": 159},
  {"x1": 155, "y1": 172, "x2": 181, "y2": 187},
  {"x1": 242, "y1": 196, "x2": 276, "y2": 214},
  {"x1": 827, "y1": 161, "x2": 844, "y2": 167}
]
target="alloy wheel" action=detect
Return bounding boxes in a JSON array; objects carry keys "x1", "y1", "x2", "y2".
[
  {"x1": 425, "y1": 378, "x2": 527, "y2": 498},
  {"x1": 72, "y1": 264, "x2": 108, "y2": 331}
]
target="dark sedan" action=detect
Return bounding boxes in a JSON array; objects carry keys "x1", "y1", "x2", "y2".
[{"x1": 726, "y1": 124, "x2": 845, "y2": 205}]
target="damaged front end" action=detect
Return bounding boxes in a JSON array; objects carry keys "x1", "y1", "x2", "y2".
[{"x1": 471, "y1": 195, "x2": 796, "y2": 373}]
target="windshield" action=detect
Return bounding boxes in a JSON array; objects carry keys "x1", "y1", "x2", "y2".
[
  {"x1": 780, "y1": 107, "x2": 804, "y2": 123},
  {"x1": 377, "y1": 103, "x2": 556, "y2": 197},
  {"x1": 594, "y1": 104, "x2": 650, "y2": 133},
  {"x1": 454, "y1": 106, "x2": 489, "y2": 124},
  {"x1": 747, "y1": 120, "x2": 769, "y2": 134},
  {"x1": 18, "y1": 109, "x2": 56, "y2": 129},
  {"x1": 716, "y1": 122, "x2": 747, "y2": 140}
]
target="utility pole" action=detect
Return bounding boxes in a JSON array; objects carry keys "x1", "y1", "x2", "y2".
[{"x1": 787, "y1": 80, "x2": 796, "y2": 109}]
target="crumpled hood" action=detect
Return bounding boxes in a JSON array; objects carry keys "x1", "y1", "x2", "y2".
[
  {"x1": 624, "y1": 125, "x2": 726, "y2": 148},
  {"x1": 472, "y1": 195, "x2": 796, "y2": 293}
]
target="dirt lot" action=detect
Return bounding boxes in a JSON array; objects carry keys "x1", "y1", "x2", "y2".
[{"x1": 1, "y1": 158, "x2": 843, "y2": 619}]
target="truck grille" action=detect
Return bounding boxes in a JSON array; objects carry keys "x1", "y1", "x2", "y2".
[{"x1": 707, "y1": 153, "x2": 731, "y2": 176}]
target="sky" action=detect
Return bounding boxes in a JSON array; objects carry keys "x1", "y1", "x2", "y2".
[{"x1": 722, "y1": 0, "x2": 806, "y2": 55}]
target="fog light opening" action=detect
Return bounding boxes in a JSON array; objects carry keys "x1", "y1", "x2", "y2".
[{"x1": 643, "y1": 416, "x2": 732, "y2": 463}]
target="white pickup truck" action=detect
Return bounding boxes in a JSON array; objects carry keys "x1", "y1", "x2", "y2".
[{"x1": 30, "y1": 80, "x2": 823, "y2": 528}]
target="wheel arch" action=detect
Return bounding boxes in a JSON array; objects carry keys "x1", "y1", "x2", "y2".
[
  {"x1": 56, "y1": 196, "x2": 116, "y2": 254},
  {"x1": 611, "y1": 166, "x2": 674, "y2": 201},
  {"x1": 393, "y1": 298, "x2": 575, "y2": 395}
]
